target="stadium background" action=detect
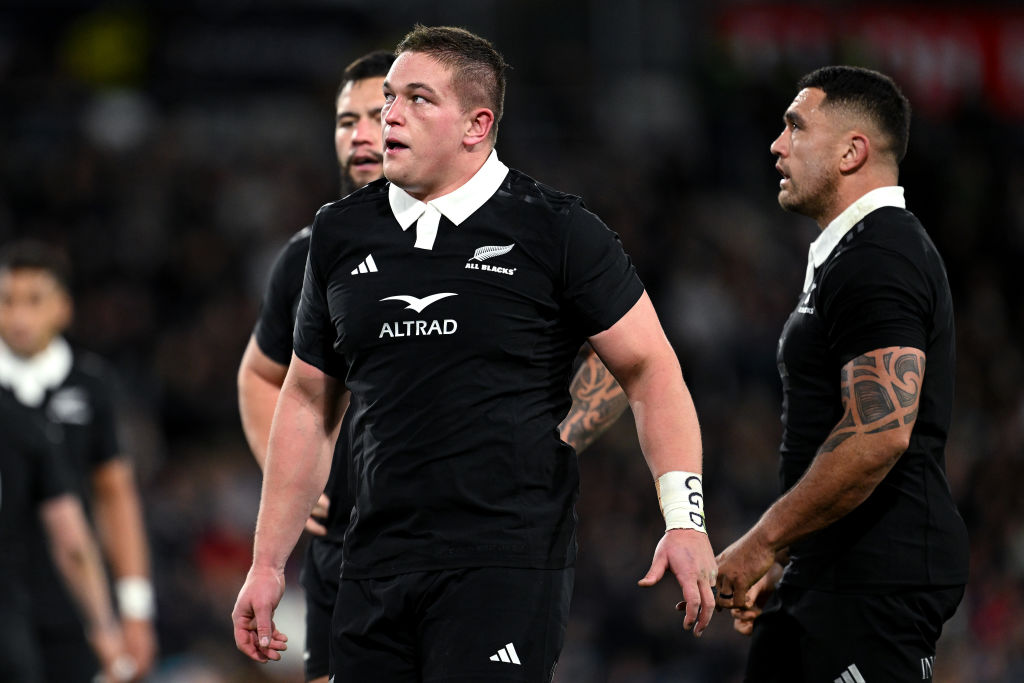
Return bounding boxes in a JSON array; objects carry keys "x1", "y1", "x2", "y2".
[{"x1": 2, "y1": 1, "x2": 1022, "y2": 681}]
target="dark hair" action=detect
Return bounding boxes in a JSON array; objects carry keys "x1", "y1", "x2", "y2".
[
  {"x1": 797, "y1": 65, "x2": 911, "y2": 163},
  {"x1": 0, "y1": 239, "x2": 72, "y2": 293},
  {"x1": 336, "y1": 50, "x2": 396, "y2": 100},
  {"x1": 394, "y1": 24, "x2": 509, "y2": 142}
]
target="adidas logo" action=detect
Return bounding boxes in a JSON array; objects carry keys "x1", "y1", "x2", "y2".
[
  {"x1": 351, "y1": 254, "x2": 378, "y2": 275},
  {"x1": 489, "y1": 642, "x2": 521, "y2": 665},
  {"x1": 834, "y1": 663, "x2": 866, "y2": 683}
]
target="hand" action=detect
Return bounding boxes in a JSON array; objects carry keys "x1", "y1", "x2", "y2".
[
  {"x1": 304, "y1": 493, "x2": 331, "y2": 536},
  {"x1": 232, "y1": 566, "x2": 289, "y2": 663},
  {"x1": 87, "y1": 620, "x2": 128, "y2": 682},
  {"x1": 120, "y1": 617, "x2": 158, "y2": 680},
  {"x1": 638, "y1": 528, "x2": 716, "y2": 637},
  {"x1": 714, "y1": 528, "x2": 776, "y2": 610},
  {"x1": 729, "y1": 563, "x2": 781, "y2": 636}
]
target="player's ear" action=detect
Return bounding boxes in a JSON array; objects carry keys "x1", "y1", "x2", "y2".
[
  {"x1": 839, "y1": 131, "x2": 869, "y2": 174},
  {"x1": 54, "y1": 285, "x2": 73, "y2": 331},
  {"x1": 463, "y1": 107, "x2": 494, "y2": 147}
]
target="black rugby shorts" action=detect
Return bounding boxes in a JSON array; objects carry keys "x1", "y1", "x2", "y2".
[
  {"x1": 745, "y1": 583, "x2": 965, "y2": 682},
  {"x1": 299, "y1": 537, "x2": 345, "y2": 680},
  {"x1": 331, "y1": 566, "x2": 573, "y2": 683}
]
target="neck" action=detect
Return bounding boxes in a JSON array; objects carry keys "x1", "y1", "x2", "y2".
[
  {"x1": 407, "y1": 146, "x2": 492, "y2": 203},
  {"x1": 817, "y1": 170, "x2": 898, "y2": 229},
  {"x1": 1, "y1": 336, "x2": 59, "y2": 361}
]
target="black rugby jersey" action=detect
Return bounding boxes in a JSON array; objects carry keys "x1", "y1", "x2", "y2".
[
  {"x1": 777, "y1": 202, "x2": 969, "y2": 591},
  {"x1": 253, "y1": 226, "x2": 353, "y2": 544},
  {"x1": 0, "y1": 389, "x2": 71, "y2": 589},
  {"x1": 294, "y1": 153, "x2": 644, "y2": 578},
  {"x1": 21, "y1": 349, "x2": 123, "y2": 629}
]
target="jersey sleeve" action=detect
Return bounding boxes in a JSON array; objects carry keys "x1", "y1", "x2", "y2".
[
  {"x1": 88, "y1": 369, "x2": 122, "y2": 468},
  {"x1": 293, "y1": 214, "x2": 349, "y2": 379},
  {"x1": 28, "y1": 416, "x2": 74, "y2": 504},
  {"x1": 253, "y1": 228, "x2": 310, "y2": 366},
  {"x1": 11, "y1": 403, "x2": 75, "y2": 505},
  {"x1": 561, "y1": 203, "x2": 645, "y2": 336},
  {"x1": 819, "y1": 244, "x2": 931, "y2": 365}
]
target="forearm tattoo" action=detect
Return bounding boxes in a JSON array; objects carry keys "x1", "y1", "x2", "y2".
[
  {"x1": 819, "y1": 347, "x2": 926, "y2": 454},
  {"x1": 560, "y1": 351, "x2": 629, "y2": 454}
]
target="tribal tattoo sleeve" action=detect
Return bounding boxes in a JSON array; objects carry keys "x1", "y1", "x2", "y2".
[
  {"x1": 560, "y1": 347, "x2": 629, "y2": 454},
  {"x1": 820, "y1": 346, "x2": 926, "y2": 455}
]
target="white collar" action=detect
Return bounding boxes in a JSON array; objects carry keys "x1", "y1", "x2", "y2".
[
  {"x1": 388, "y1": 150, "x2": 508, "y2": 250},
  {"x1": 802, "y1": 186, "x2": 906, "y2": 291},
  {"x1": 0, "y1": 336, "x2": 73, "y2": 407}
]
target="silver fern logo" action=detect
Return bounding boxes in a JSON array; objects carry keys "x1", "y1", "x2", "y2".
[
  {"x1": 471, "y1": 244, "x2": 514, "y2": 262},
  {"x1": 466, "y1": 243, "x2": 517, "y2": 276}
]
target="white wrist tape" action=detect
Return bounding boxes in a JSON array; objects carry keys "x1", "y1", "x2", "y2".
[
  {"x1": 656, "y1": 471, "x2": 707, "y2": 534},
  {"x1": 115, "y1": 576, "x2": 155, "y2": 620}
]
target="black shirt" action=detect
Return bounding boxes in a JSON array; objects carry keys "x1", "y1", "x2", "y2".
[
  {"x1": 22, "y1": 350, "x2": 123, "y2": 628},
  {"x1": 777, "y1": 205, "x2": 969, "y2": 591},
  {"x1": 253, "y1": 226, "x2": 353, "y2": 544},
  {"x1": 0, "y1": 389, "x2": 70, "y2": 592},
  {"x1": 294, "y1": 161, "x2": 644, "y2": 578}
]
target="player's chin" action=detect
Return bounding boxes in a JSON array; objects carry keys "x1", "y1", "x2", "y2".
[{"x1": 382, "y1": 160, "x2": 410, "y2": 185}]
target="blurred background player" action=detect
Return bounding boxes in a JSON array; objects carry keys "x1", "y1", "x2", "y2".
[
  {"x1": 0, "y1": 388, "x2": 127, "y2": 682},
  {"x1": 0, "y1": 240, "x2": 157, "y2": 683},
  {"x1": 237, "y1": 48, "x2": 628, "y2": 683}
]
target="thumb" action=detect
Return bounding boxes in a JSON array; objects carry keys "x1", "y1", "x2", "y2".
[
  {"x1": 255, "y1": 607, "x2": 274, "y2": 649},
  {"x1": 638, "y1": 555, "x2": 666, "y2": 587}
]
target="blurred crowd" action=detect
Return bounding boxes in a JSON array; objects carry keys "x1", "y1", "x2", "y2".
[{"x1": 1, "y1": 2, "x2": 1022, "y2": 681}]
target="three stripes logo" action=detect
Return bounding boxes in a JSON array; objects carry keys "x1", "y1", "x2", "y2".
[
  {"x1": 490, "y1": 642, "x2": 521, "y2": 665},
  {"x1": 834, "y1": 663, "x2": 866, "y2": 683},
  {"x1": 351, "y1": 254, "x2": 378, "y2": 275}
]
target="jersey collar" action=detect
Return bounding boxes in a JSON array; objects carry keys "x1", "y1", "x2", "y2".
[
  {"x1": 802, "y1": 185, "x2": 906, "y2": 292},
  {"x1": 0, "y1": 335, "x2": 73, "y2": 407},
  {"x1": 388, "y1": 150, "x2": 509, "y2": 250}
]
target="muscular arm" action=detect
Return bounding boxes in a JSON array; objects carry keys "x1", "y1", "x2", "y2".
[
  {"x1": 589, "y1": 293, "x2": 703, "y2": 477},
  {"x1": 716, "y1": 346, "x2": 925, "y2": 605},
  {"x1": 238, "y1": 335, "x2": 289, "y2": 470},
  {"x1": 233, "y1": 353, "x2": 347, "y2": 661},
  {"x1": 238, "y1": 335, "x2": 338, "y2": 534},
  {"x1": 256, "y1": 354, "x2": 346, "y2": 567},
  {"x1": 589, "y1": 292, "x2": 714, "y2": 636},
  {"x1": 559, "y1": 346, "x2": 628, "y2": 454},
  {"x1": 753, "y1": 346, "x2": 922, "y2": 548}
]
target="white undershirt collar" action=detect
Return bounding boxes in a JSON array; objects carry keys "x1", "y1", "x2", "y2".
[
  {"x1": 388, "y1": 150, "x2": 509, "y2": 250},
  {"x1": 802, "y1": 186, "x2": 906, "y2": 292},
  {"x1": 0, "y1": 336, "x2": 73, "y2": 407}
]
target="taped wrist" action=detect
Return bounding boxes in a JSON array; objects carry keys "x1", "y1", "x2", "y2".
[
  {"x1": 116, "y1": 576, "x2": 155, "y2": 620},
  {"x1": 655, "y1": 471, "x2": 707, "y2": 534}
]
